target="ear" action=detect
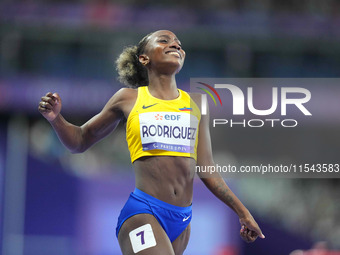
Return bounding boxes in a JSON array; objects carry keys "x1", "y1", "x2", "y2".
[{"x1": 139, "y1": 54, "x2": 149, "y2": 66}]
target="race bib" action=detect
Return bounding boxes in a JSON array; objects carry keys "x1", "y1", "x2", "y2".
[{"x1": 139, "y1": 112, "x2": 199, "y2": 153}]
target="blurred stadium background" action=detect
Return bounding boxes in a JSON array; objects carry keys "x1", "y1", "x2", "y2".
[{"x1": 1, "y1": 0, "x2": 340, "y2": 254}]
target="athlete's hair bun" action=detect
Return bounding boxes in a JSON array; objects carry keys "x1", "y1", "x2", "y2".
[{"x1": 116, "y1": 32, "x2": 153, "y2": 88}]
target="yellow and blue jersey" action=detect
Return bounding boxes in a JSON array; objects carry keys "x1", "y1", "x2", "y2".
[{"x1": 126, "y1": 86, "x2": 201, "y2": 163}]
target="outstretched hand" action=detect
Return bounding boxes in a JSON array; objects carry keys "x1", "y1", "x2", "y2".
[
  {"x1": 239, "y1": 214, "x2": 265, "y2": 243},
  {"x1": 38, "y1": 92, "x2": 62, "y2": 122}
]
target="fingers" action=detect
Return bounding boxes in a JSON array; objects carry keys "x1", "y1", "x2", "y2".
[
  {"x1": 39, "y1": 101, "x2": 51, "y2": 111},
  {"x1": 251, "y1": 224, "x2": 265, "y2": 239},
  {"x1": 38, "y1": 92, "x2": 60, "y2": 112},
  {"x1": 240, "y1": 217, "x2": 265, "y2": 240},
  {"x1": 39, "y1": 99, "x2": 53, "y2": 112},
  {"x1": 240, "y1": 225, "x2": 259, "y2": 243},
  {"x1": 52, "y1": 92, "x2": 60, "y2": 104}
]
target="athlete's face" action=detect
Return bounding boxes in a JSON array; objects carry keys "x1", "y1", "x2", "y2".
[{"x1": 139, "y1": 30, "x2": 186, "y2": 74}]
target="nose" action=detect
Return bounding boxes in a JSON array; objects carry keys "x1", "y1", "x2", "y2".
[{"x1": 169, "y1": 40, "x2": 181, "y2": 51}]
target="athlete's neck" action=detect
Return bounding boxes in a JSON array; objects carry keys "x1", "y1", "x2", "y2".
[{"x1": 147, "y1": 73, "x2": 178, "y2": 100}]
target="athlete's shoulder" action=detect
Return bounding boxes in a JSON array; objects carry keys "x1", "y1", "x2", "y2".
[
  {"x1": 106, "y1": 87, "x2": 138, "y2": 111},
  {"x1": 115, "y1": 87, "x2": 138, "y2": 99}
]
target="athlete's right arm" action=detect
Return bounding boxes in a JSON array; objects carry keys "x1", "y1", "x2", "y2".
[{"x1": 38, "y1": 89, "x2": 131, "y2": 153}]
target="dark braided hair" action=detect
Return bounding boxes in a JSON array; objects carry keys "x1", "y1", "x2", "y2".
[{"x1": 116, "y1": 32, "x2": 153, "y2": 88}]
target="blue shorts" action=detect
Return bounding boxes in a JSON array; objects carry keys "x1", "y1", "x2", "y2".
[{"x1": 116, "y1": 188, "x2": 192, "y2": 242}]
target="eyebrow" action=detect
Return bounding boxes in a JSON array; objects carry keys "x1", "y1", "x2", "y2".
[{"x1": 158, "y1": 34, "x2": 181, "y2": 44}]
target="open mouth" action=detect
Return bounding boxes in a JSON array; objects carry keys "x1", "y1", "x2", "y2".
[{"x1": 166, "y1": 51, "x2": 181, "y2": 59}]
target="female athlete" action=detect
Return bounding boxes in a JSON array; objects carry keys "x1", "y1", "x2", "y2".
[{"x1": 38, "y1": 30, "x2": 264, "y2": 255}]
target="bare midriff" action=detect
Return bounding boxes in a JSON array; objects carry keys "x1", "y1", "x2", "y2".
[{"x1": 133, "y1": 156, "x2": 196, "y2": 207}]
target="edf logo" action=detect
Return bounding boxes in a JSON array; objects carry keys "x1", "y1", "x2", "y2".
[
  {"x1": 165, "y1": 114, "x2": 181, "y2": 121},
  {"x1": 155, "y1": 114, "x2": 181, "y2": 121}
]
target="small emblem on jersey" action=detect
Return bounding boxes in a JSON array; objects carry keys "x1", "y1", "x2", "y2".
[
  {"x1": 155, "y1": 114, "x2": 181, "y2": 121},
  {"x1": 155, "y1": 114, "x2": 163, "y2": 120},
  {"x1": 179, "y1": 107, "x2": 192, "y2": 111},
  {"x1": 183, "y1": 215, "x2": 191, "y2": 222},
  {"x1": 143, "y1": 103, "x2": 158, "y2": 109}
]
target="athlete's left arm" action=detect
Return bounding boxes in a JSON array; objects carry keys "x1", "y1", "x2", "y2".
[{"x1": 193, "y1": 94, "x2": 265, "y2": 243}]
